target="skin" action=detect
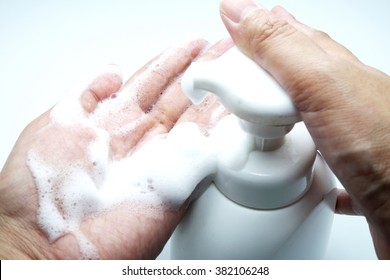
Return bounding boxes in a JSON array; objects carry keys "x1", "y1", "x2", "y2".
[
  {"x1": 0, "y1": 38, "x2": 233, "y2": 259},
  {"x1": 220, "y1": 0, "x2": 390, "y2": 258},
  {"x1": 1, "y1": 0, "x2": 389, "y2": 260}
]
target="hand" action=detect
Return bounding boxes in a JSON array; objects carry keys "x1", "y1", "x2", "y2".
[
  {"x1": 220, "y1": 0, "x2": 390, "y2": 258},
  {"x1": 0, "y1": 38, "x2": 232, "y2": 259}
]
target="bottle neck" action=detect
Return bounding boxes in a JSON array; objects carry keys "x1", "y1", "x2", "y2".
[
  {"x1": 238, "y1": 118, "x2": 294, "y2": 140},
  {"x1": 255, "y1": 136, "x2": 285, "y2": 151}
]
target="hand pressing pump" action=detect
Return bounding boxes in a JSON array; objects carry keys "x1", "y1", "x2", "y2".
[{"x1": 171, "y1": 46, "x2": 337, "y2": 259}]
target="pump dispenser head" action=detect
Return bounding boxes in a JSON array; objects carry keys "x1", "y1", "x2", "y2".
[
  {"x1": 181, "y1": 46, "x2": 317, "y2": 209},
  {"x1": 182, "y1": 46, "x2": 300, "y2": 144}
]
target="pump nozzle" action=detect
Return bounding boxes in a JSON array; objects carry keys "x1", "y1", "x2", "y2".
[{"x1": 182, "y1": 46, "x2": 300, "y2": 141}]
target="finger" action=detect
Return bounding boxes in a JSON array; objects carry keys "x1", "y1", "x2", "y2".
[
  {"x1": 220, "y1": 0, "x2": 351, "y2": 117},
  {"x1": 335, "y1": 189, "x2": 363, "y2": 216},
  {"x1": 221, "y1": 0, "x2": 332, "y2": 93},
  {"x1": 175, "y1": 39, "x2": 233, "y2": 128},
  {"x1": 197, "y1": 37, "x2": 235, "y2": 62},
  {"x1": 80, "y1": 64, "x2": 123, "y2": 113},
  {"x1": 220, "y1": 0, "x2": 324, "y2": 63},
  {"x1": 119, "y1": 38, "x2": 209, "y2": 113},
  {"x1": 271, "y1": 6, "x2": 360, "y2": 62},
  {"x1": 177, "y1": 94, "x2": 228, "y2": 132},
  {"x1": 139, "y1": 39, "x2": 233, "y2": 144},
  {"x1": 147, "y1": 82, "x2": 191, "y2": 135},
  {"x1": 147, "y1": 39, "x2": 233, "y2": 133},
  {"x1": 94, "y1": 39, "x2": 209, "y2": 157}
]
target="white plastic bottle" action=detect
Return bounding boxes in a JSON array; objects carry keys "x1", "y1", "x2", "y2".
[{"x1": 170, "y1": 47, "x2": 337, "y2": 259}]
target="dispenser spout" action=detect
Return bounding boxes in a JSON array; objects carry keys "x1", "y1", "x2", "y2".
[{"x1": 181, "y1": 46, "x2": 301, "y2": 128}]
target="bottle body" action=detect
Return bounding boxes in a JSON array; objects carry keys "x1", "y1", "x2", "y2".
[
  {"x1": 171, "y1": 154, "x2": 336, "y2": 259},
  {"x1": 174, "y1": 46, "x2": 337, "y2": 259}
]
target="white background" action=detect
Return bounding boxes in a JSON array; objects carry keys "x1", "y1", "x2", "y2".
[{"x1": 1, "y1": 0, "x2": 389, "y2": 259}]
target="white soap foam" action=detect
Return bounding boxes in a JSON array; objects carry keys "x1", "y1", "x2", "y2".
[
  {"x1": 209, "y1": 114, "x2": 254, "y2": 169},
  {"x1": 27, "y1": 114, "x2": 219, "y2": 259},
  {"x1": 28, "y1": 103, "x2": 252, "y2": 259},
  {"x1": 26, "y1": 40, "x2": 226, "y2": 259},
  {"x1": 73, "y1": 228, "x2": 100, "y2": 260},
  {"x1": 27, "y1": 152, "x2": 69, "y2": 241},
  {"x1": 119, "y1": 122, "x2": 217, "y2": 208},
  {"x1": 86, "y1": 128, "x2": 110, "y2": 187}
]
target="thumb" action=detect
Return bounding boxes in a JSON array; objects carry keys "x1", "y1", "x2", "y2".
[{"x1": 219, "y1": 0, "x2": 331, "y2": 112}]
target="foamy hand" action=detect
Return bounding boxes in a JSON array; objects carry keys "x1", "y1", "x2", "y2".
[{"x1": 0, "y1": 38, "x2": 233, "y2": 259}]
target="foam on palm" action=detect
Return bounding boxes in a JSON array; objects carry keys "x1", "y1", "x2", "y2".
[{"x1": 26, "y1": 42, "x2": 220, "y2": 259}]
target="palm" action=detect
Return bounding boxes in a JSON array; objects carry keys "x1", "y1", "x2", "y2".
[{"x1": 0, "y1": 39, "x2": 232, "y2": 259}]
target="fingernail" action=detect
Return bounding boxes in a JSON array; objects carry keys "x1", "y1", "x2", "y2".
[{"x1": 220, "y1": 0, "x2": 260, "y2": 23}]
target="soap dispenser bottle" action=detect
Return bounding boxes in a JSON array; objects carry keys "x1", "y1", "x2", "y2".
[{"x1": 170, "y1": 46, "x2": 337, "y2": 259}]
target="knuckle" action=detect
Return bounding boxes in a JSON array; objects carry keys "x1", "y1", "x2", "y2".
[
  {"x1": 241, "y1": 10, "x2": 293, "y2": 57},
  {"x1": 309, "y1": 28, "x2": 332, "y2": 41}
]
